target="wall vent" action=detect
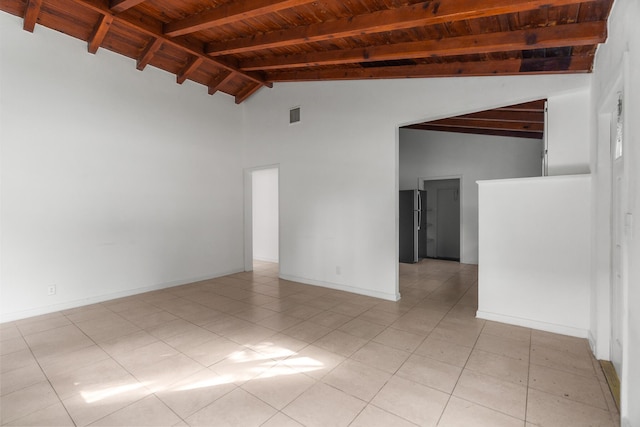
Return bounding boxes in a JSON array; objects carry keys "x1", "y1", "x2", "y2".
[{"x1": 289, "y1": 106, "x2": 301, "y2": 124}]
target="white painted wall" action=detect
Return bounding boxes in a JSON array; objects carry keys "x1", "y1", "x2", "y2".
[
  {"x1": 0, "y1": 14, "x2": 245, "y2": 322},
  {"x1": 252, "y1": 168, "x2": 279, "y2": 263},
  {"x1": 477, "y1": 175, "x2": 591, "y2": 337},
  {"x1": 546, "y1": 88, "x2": 592, "y2": 175},
  {"x1": 590, "y1": 0, "x2": 640, "y2": 424},
  {"x1": 399, "y1": 130, "x2": 542, "y2": 264},
  {"x1": 242, "y1": 75, "x2": 592, "y2": 301}
]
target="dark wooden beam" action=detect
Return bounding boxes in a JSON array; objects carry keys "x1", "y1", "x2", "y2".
[
  {"x1": 136, "y1": 38, "x2": 162, "y2": 71},
  {"x1": 206, "y1": 0, "x2": 593, "y2": 56},
  {"x1": 428, "y1": 117, "x2": 544, "y2": 132},
  {"x1": 176, "y1": 56, "x2": 203, "y2": 84},
  {"x1": 88, "y1": 15, "x2": 113, "y2": 54},
  {"x1": 22, "y1": 0, "x2": 42, "y2": 32},
  {"x1": 456, "y1": 110, "x2": 544, "y2": 123},
  {"x1": 207, "y1": 71, "x2": 234, "y2": 95},
  {"x1": 241, "y1": 21, "x2": 607, "y2": 71},
  {"x1": 110, "y1": 0, "x2": 146, "y2": 13},
  {"x1": 164, "y1": 0, "x2": 316, "y2": 38},
  {"x1": 405, "y1": 124, "x2": 543, "y2": 139},
  {"x1": 235, "y1": 82, "x2": 262, "y2": 104},
  {"x1": 265, "y1": 56, "x2": 594, "y2": 81},
  {"x1": 59, "y1": 0, "x2": 270, "y2": 89}
]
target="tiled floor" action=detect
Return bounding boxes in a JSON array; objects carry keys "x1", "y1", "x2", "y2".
[{"x1": 0, "y1": 259, "x2": 620, "y2": 426}]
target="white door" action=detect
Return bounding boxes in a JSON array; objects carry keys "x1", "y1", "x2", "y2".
[{"x1": 610, "y1": 96, "x2": 624, "y2": 376}]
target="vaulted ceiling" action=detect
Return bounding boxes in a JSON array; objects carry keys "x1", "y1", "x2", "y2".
[{"x1": 2, "y1": 0, "x2": 614, "y2": 104}]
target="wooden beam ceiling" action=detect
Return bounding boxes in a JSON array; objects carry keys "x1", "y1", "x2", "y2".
[{"x1": 2, "y1": 0, "x2": 614, "y2": 103}]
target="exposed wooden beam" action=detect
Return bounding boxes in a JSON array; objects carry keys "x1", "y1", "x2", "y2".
[
  {"x1": 241, "y1": 21, "x2": 606, "y2": 71},
  {"x1": 456, "y1": 110, "x2": 544, "y2": 123},
  {"x1": 164, "y1": 0, "x2": 316, "y2": 38},
  {"x1": 235, "y1": 82, "x2": 262, "y2": 104},
  {"x1": 110, "y1": 0, "x2": 146, "y2": 13},
  {"x1": 136, "y1": 38, "x2": 162, "y2": 71},
  {"x1": 88, "y1": 15, "x2": 113, "y2": 54},
  {"x1": 497, "y1": 101, "x2": 547, "y2": 112},
  {"x1": 207, "y1": 0, "x2": 592, "y2": 56},
  {"x1": 264, "y1": 56, "x2": 594, "y2": 81},
  {"x1": 207, "y1": 70, "x2": 234, "y2": 95},
  {"x1": 22, "y1": 0, "x2": 42, "y2": 32},
  {"x1": 405, "y1": 124, "x2": 543, "y2": 139},
  {"x1": 177, "y1": 56, "x2": 203, "y2": 84},
  {"x1": 428, "y1": 117, "x2": 544, "y2": 132},
  {"x1": 59, "y1": 0, "x2": 270, "y2": 88}
]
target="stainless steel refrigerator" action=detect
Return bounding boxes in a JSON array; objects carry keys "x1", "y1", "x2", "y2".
[{"x1": 399, "y1": 189, "x2": 426, "y2": 263}]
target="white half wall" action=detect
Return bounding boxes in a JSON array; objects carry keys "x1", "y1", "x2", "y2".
[
  {"x1": 477, "y1": 175, "x2": 591, "y2": 337},
  {"x1": 399, "y1": 130, "x2": 543, "y2": 264},
  {"x1": 242, "y1": 74, "x2": 592, "y2": 301},
  {"x1": 0, "y1": 14, "x2": 245, "y2": 322},
  {"x1": 252, "y1": 168, "x2": 279, "y2": 263}
]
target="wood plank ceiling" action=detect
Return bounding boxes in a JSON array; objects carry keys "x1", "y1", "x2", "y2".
[
  {"x1": 404, "y1": 100, "x2": 546, "y2": 139},
  {"x1": 1, "y1": 0, "x2": 614, "y2": 104}
]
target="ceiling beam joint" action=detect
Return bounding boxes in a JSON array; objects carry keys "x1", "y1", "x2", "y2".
[{"x1": 88, "y1": 14, "x2": 113, "y2": 54}]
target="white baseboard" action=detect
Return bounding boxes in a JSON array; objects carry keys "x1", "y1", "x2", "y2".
[
  {"x1": 476, "y1": 310, "x2": 589, "y2": 338},
  {"x1": 1, "y1": 267, "x2": 244, "y2": 323},
  {"x1": 279, "y1": 274, "x2": 400, "y2": 302}
]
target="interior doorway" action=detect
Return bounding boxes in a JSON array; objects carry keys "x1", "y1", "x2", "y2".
[
  {"x1": 244, "y1": 166, "x2": 279, "y2": 272},
  {"x1": 422, "y1": 178, "x2": 461, "y2": 262}
]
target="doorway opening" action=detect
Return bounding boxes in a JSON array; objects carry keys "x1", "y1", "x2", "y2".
[
  {"x1": 244, "y1": 166, "x2": 279, "y2": 273},
  {"x1": 422, "y1": 178, "x2": 461, "y2": 262}
]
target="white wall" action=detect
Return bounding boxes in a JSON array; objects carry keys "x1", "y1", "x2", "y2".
[
  {"x1": 477, "y1": 175, "x2": 592, "y2": 337},
  {"x1": 0, "y1": 14, "x2": 245, "y2": 322},
  {"x1": 242, "y1": 75, "x2": 592, "y2": 301},
  {"x1": 252, "y1": 168, "x2": 279, "y2": 263},
  {"x1": 399, "y1": 130, "x2": 542, "y2": 264},
  {"x1": 590, "y1": 0, "x2": 640, "y2": 424}
]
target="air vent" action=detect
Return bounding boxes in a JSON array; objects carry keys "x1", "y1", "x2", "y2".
[{"x1": 289, "y1": 107, "x2": 301, "y2": 124}]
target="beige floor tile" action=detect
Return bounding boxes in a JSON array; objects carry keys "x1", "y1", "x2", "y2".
[
  {"x1": 282, "y1": 304, "x2": 325, "y2": 320},
  {"x1": 475, "y1": 333, "x2": 530, "y2": 362},
  {"x1": 529, "y1": 364, "x2": 608, "y2": 410},
  {"x1": 146, "y1": 318, "x2": 202, "y2": 341},
  {"x1": 130, "y1": 353, "x2": 205, "y2": 392},
  {"x1": 99, "y1": 330, "x2": 159, "y2": 357},
  {"x1": 259, "y1": 313, "x2": 304, "y2": 332},
  {"x1": 242, "y1": 363, "x2": 316, "y2": 409},
  {"x1": 24, "y1": 324, "x2": 95, "y2": 359},
  {"x1": 0, "y1": 348, "x2": 37, "y2": 373},
  {"x1": 530, "y1": 344, "x2": 595, "y2": 377},
  {"x1": 351, "y1": 341, "x2": 410, "y2": 374},
  {"x1": 1, "y1": 361, "x2": 47, "y2": 396},
  {"x1": 201, "y1": 315, "x2": 254, "y2": 335},
  {"x1": 155, "y1": 368, "x2": 236, "y2": 418},
  {"x1": 531, "y1": 330, "x2": 591, "y2": 356},
  {"x1": 338, "y1": 318, "x2": 386, "y2": 340},
  {"x1": 16, "y1": 314, "x2": 71, "y2": 336},
  {"x1": 110, "y1": 340, "x2": 179, "y2": 373},
  {"x1": 247, "y1": 333, "x2": 308, "y2": 360},
  {"x1": 75, "y1": 314, "x2": 140, "y2": 343},
  {"x1": 373, "y1": 327, "x2": 426, "y2": 352},
  {"x1": 429, "y1": 322, "x2": 482, "y2": 348},
  {"x1": 235, "y1": 306, "x2": 278, "y2": 323},
  {"x1": 453, "y1": 370, "x2": 527, "y2": 420},
  {"x1": 313, "y1": 330, "x2": 368, "y2": 357},
  {"x1": 5, "y1": 401, "x2": 74, "y2": 427},
  {"x1": 350, "y1": 405, "x2": 418, "y2": 427},
  {"x1": 390, "y1": 309, "x2": 445, "y2": 335},
  {"x1": 89, "y1": 395, "x2": 181, "y2": 426},
  {"x1": 38, "y1": 344, "x2": 111, "y2": 379},
  {"x1": 0, "y1": 381, "x2": 61, "y2": 424},
  {"x1": 63, "y1": 305, "x2": 113, "y2": 323},
  {"x1": 261, "y1": 412, "x2": 304, "y2": 427},
  {"x1": 282, "y1": 320, "x2": 332, "y2": 343},
  {"x1": 224, "y1": 324, "x2": 277, "y2": 346},
  {"x1": 482, "y1": 321, "x2": 531, "y2": 344},
  {"x1": 414, "y1": 336, "x2": 473, "y2": 368},
  {"x1": 125, "y1": 310, "x2": 179, "y2": 329},
  {"x1": 526, "y1": 388, "x2": 614, "y2": 427},
  {"x1": 182, "y1": 336, "x2": 246, "y2": 367},
  {"x1": 370, "y1": 376, "x2": 449, "y2": 426},
  {"x1": 283, "y1": 382, "x2": 366, "y2": 427},
  {"x1": 308, "y1": 311, "x2": 352, "y2": 329},
  {"x1": 465, "y1": 349, "x2": 529, "y2": 386},
  {"x1": 283, "y1": 344, "x2": 345, "y2": 379},
  {"x1": 210, "y1": 348, "x2": 278, "y2": 385},
  {"x1": 438, "y1": 396, "x2": 525, "y2": 427},
  {"x1": 357, "y1": 308, "x2": 403, "y2": 326},
  {"x1": 48, "y1": 357, "x2": 143, "y2": 400},
  {"x1": 396, "y1": 354, "x2": 462, "y2": 394},
  {"x1": 323, "y1": 359, "x2": 391, "y2": 402},
  {"x1": 0, "y1": 336, "x2": 29, "y2": 356},
  {"x1": 161, "y1": 325, "x2": 219, "y2": 351},
  {"x1": 0, "y1": 323, "x2": 21, "y2": 341},
  {"x1": 186, "y1": 388, "x2": 276, "y2": 427}
]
